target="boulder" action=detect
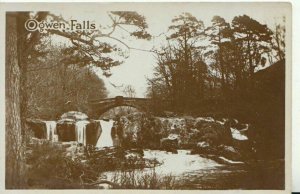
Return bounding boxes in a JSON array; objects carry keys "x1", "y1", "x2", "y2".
[
  {"x1": 195, "y1": 120, "x2": 233, "y2": 146},
  {"x1": 113, "y1": 114, "x2": 143, "y2": 148},
  {"x1": 57, "y1": 111, "x2": 93, "y2": 144},
  {"x1": 124, "y1": 150, "x2": 143, "y2": 160},
  {"x1": 160, "y1": 134, "x2": 179, "y2": 152},
  {"x1": 86, "y1": 120, "x2": 102, "y2": 146},
  {"x1": 236, "y1": 123, "x2": 249, "y2": 131},
  {"x1": 192, "y1": 141, "x2": 218, "y2": 155},
  {"x1": 112, "y1": 113, "x2": 236, "y2": 150},
  {"x1": 218, "y1": 145, "x2": 242, "y2": 161},
  {"x1": 197, "y1": 141, "x2": 210, "y2": 148},
  {"x1": 227, "y1": 118, "x2": 237, "y2": 127},
  {"x1": 57, "y1": 121, "x2": 76, "y2": 142}
]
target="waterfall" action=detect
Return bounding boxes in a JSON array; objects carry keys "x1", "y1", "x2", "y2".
[
  {"x1": 96, "y1": 120, "x2": 114, "y2": 148},
  {"x1": 75, "y1": 120, "x2": 90, "y2": 146},
  {"x1": 44, "y1": 121, "x2": 57, "y2": 141}
]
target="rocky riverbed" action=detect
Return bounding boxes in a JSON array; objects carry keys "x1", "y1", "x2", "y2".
[
  {"x1": 25, "y1": 111, "x2": 283, "y2": 189},
  {"x1": 111, "y1": 112, "x2": 254, "y2": 162}
]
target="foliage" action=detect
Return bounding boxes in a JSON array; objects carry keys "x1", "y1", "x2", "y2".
[
  {"x1": 168, "y1": 12, "x2": 205, "y2": 40},
  {"x1": 26, "y1": 45, "x2": 108, "y2": 119},
  {"x1": 123, "y1": 85, "x2": 136, "y2": 98},
  {"x1": 110, "y1": 11, "x2": 151, "y2": 40},
  {"x1": 25, "y1": 140, "x2": 176, "y2": 189},
  {"x1": 147, "y1": 13, "x2": 283, "y2": 115},
  {"x1": 46, "y1": 11, "x2": 151, "y2": 77},
  {"x1": 147, "y1": 13, "x2": 208, "y2": 113},
  {"x1": 270, "y1": 17, "x2": 286, "y2": 61},
  {"x1": 23, "y1": 10, "x2": 153, "y2": 120},
  {"x1": 232, "y1": 15, "x2": 273, "y2": 76},
  {"x1": 26, "y1": 141, "x2": 86, "y2": 188},
  {"x1": 110, "y1": 168, "x2": 176, "y2": 189}
]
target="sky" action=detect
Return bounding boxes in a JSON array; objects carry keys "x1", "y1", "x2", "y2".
[{"x1": 52, "y1": 2, "x2": 290, "y2": 97}]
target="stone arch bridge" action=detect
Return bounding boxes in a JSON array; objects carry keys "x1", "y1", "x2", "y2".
[{"x1": 88, "y1": 96, "x2": 151, "y2": 118}]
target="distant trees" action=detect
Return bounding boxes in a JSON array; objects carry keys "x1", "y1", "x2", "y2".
[
  {"x1": 110, "y1": 84, "x2": 138, "y2": 116},
  {"x1": 26, "y1": 45, "x2": 108, "y2": 119},
  {"x1": 123, "y1": 85, "x2": 136, "y2": 98}
]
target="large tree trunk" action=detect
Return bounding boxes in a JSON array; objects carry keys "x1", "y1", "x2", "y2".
[{"x1": 5, "y1": 13, "x2": 26, "y2": 189}]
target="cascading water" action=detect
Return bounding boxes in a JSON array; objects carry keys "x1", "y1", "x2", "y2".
[
  {"x1": 75, "y1": 120, "x2": 90, "y2": 146},
  {"x1": 44, "y1": 121, "x2": 57, "y2": 141},
  {"x1": 96, "y1": 120, "x2": 114, "y2": 148}
]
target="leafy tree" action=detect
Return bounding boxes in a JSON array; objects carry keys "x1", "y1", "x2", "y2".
[
  {"x1": 147, "y1": 13, "x2": 208, "y2": 113},
  {"x1": 167, "y1": 13, "x2": 208, "y2": 108},
  {"x1": 270, "y1": 17, "x2": 286, "y2": 62},
  {"x1": 232, "y1": 15, "x2": 273, "y2": 78},
  {"x1": 206, "y1": 16, "x2": 232, "y2": 95}
]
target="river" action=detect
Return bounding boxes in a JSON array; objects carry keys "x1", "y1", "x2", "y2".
[
  {"x1": 44, "y1": 117, "x2": 284, "y2": 189},
  {"x1": 101, "y1": 148, "x2": 284, "y2": 189},
  {"x1": 94, "y1": 119, "x2": 284, "y2": 190}
]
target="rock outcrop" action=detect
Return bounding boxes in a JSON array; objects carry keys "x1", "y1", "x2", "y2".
[
  {"x1": 114, "y1": 113, "x2": 234, "y2": 149},
  {"x1": 27, "y1": 111, "x2": 102, "y2": 146},
  {"x1": 86, "y1": 120, "x2": 102, "y2": 146},
  {"x1": 27, "y1": 119, "x2": 47, "y2": 139},
  {"x1": 57, "y1": 120, "x2": 76, "y2": 142}
]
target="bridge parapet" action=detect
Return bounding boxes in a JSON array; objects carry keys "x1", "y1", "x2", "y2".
[{"x1": 87, "y1": 96, "x2": 151, "y2": 119}]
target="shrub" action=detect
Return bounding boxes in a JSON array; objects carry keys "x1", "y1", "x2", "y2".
[
  {"x1": 26, "y1": 141, "x2": 98, "y2": 188},
  {"x1": 110, "y1": 168, "x2": 177, "y2": 189},
  {"x1": 25, "y1": 141, "x2": 160, "y2": 189}
]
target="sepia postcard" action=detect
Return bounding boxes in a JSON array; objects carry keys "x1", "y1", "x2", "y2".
[{"x1": 0, "y1": 2, "x2": 292, "y2": 193}]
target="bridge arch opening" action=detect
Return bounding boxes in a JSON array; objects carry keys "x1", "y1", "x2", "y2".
[{"x1": 95, "y1": 105, "x2": 146, "y2": 120}]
